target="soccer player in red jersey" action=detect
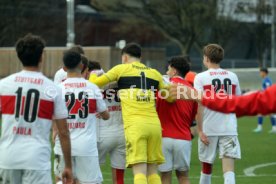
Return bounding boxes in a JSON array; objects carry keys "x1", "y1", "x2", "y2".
[{"x1": 157, "y1": 56, "x2": 197, "y2": 184}]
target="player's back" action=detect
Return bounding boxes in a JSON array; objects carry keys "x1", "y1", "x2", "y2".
[
  {"x1": 98, "y1": 85, "x2": 123, "y2": 136},
  {"x1": 194, "y1": 68, "x2": 241, "y2": 136},
  {"x1": 54, "y1": 68, "x2": 67, "y2": 84},
  {"x1": 106, "y1": 62, "x2": 165, "y2": 127},
  {"x1": 54, "y1": 78, "x2": 106, "y2": 157},
  {"x1": 157, "y1": 76, "x2": 198, "y2": 140},
  {"x1": 0, "y1": 70, "x2": 63, "y2": 170}
]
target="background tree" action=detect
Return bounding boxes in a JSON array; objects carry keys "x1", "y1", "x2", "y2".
[
  {"x1": 92, "y1": 0, "x2": 217, "y2": 55},
  {"x1": 92, "y1": 0, "x2": 246, "y2": 55},
  {"x1": 0, "y1": 0, "x2": 66, "y2": 46}
]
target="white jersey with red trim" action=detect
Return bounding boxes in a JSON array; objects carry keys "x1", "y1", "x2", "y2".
[
  {"x1": 54, "y1": 68, "x2": 67, "y2": 84},
  {"x1": 0, "y1": 70, "x2": 68, "y2": 170},
  {"x1": 194, "y1": 68, "x2": 241, "y2": 136},
  {"x1": 54, "y1": 78, "x2": 107, "y2": 156},
  {"x1": 97, "y1": 86, "x2": 124, "y2": 138}
]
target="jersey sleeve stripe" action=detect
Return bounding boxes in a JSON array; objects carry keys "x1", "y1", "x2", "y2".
[{"x1": 38, "y1": 100, "x2": 54, "y2": 120}]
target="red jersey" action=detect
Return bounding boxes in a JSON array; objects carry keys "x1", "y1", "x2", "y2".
[
  {"x1": 201, "y1": 85, "x2": 276, "y2": 117},
  {"x1": 157, "y1": 77, "x2": 198, "y2": 140}
]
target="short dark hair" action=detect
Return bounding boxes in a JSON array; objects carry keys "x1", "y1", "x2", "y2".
[
  {"x1": 203, "y1": 44, "x2": 224, "y2": 64},
  {"x1": 80, "y1": 55, "x2": 88, "y2": 73},
  {"x1": 168, "y1": 56, "x2": 191, "y2": 78},
  {"x1": 88, "y1": 61, "x2": 101, "y2": 71},
  {"x1": 121, "y1": 42, "x2": 141, "y2": 58},
  {"x1": 69, "y1": 45, "x2": 84, "y2": 54},
  {"x1": 15, "y1": 33, "x2": 45, "y2": 67},
  {"x1": 260, "y1": 67, "x2": 268, "y2": 74},
  {"x1": 63, "y1": 50, "x2": 81, "y2": 70}
]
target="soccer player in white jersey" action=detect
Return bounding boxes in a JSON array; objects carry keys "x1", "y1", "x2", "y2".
[
  {"x1": 0, "y1": 33, "x2": 73, "y2": 184},
  {"x1": 54, "y1": 50, "x2": 110, "y2": 184},
  {"x1": 54, "y1": 45, "x2": 85, "y2": 85},
  {"x1": 52, "y1": 48, "x2": 88, "y2": 142},
  {"x1": 194, "y1": 44, "x2": 241, "y2": 184},
  {"x1": 89, "y1": 61, "x2": 126, "y2": 184},
  {"x1": 52, "y1": 47, "x2": 89, "y2": 184}
]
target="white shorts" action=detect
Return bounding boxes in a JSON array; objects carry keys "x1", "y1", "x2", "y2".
[
  {"x1": 158, "y1": 138, "x2": 192, "y2": 172},
  {"x1": 0, "y1": 169, "x2": 51, "y2": 184},
  {"x1": 54, "y1": 155, "x2": 103, "y2": 184},
  {"x1": 198, "y1": 135, "x2": 241, "y2": 164},
  {"x1": 97, "y1": 135, "x2": 126, "y2": 169}
]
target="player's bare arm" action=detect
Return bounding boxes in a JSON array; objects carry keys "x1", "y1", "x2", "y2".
[
  {"x1": 52, "y1": 120, "x2": 58, "y2": 143},
  {"x1": 196, "y1": 104, "x2": 209, "y2": 145},
  {"x1": 55, "y1": 118, "x2": 73, "y2": 184}
]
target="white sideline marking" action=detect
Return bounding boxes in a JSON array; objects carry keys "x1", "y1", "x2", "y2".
[
  {"x1": 102, "y1": 173, "x2": 276, "y2": 181},
  {"x1": 244, "y1": 162, "x2": 276, "y2": 176}
]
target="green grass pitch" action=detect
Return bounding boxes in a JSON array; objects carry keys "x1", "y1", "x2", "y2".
[
  {"x1": 0, "y1": 117, "x2": 276, "y2": 184},
  {"x1": 97, "y1": 116, "x2": 276, "y2": 184},
  {"x1": 44, "y1": 116, "x2": 276, "y2": 183},
  {"x1": 1, "y1": 116, "x2": 275, "y2": 183}
]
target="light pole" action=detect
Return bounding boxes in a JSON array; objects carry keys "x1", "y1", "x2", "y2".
[{"x1": 66, "y1": 0, "x2": 75, "y2": 47}]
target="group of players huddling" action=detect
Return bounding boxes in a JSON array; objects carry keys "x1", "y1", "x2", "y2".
[{"x1": 1, "y1": 33, "x2": 273, "y2": 184}]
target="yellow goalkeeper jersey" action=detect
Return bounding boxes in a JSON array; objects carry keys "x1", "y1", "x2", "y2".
[{"x1": 89, "y1": 61, "x2": 168, "y2": 128}]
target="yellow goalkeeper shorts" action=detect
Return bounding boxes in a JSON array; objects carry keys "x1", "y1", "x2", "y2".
[{"x1": 124, "y1": 123, "x2": 165, "y2": 167}]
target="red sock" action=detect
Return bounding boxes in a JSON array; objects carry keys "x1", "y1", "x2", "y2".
[
  {"x1": 116, "y1": 169, "x2": 124, "y2": 184},
  {"x1": 202, "y1": 162, "x2": 212, "y2": 175}
]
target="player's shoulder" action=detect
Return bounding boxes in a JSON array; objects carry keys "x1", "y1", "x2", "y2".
[
  {"x1": 265, "y1": 76, "x2": 272, "y2": 82},
  {"x1": 198, "y1": 69, "x2": 210, "y2": 76},
  {"x1": 0, "y1": 73, "x2": 16, "y2": 90},
  {"x1": 224, "y1": 69, "x2": 239, "y2": 80},
  {"x1": 224, "y1": 69, "x2": 237, "y2": 76},
  {"x1": 107, "y1": 64, "x2": 129, "y2": 77},
  {"x1": 55, "y1": 68, "x2": 66, "y2": 75},
  {"x1": 0, "y1": 72, "x2": 18, "y2": 83},
  {"x1": 171, "y1": 77, "x2": 192, "y2": 86},
  {"x1": 111, "y1": 63, "x2": 128, "y2": 71},
  {"x1": 86, "y1": 79, "x2": 100, "y2": 89},
  {"x1": 150, "y1": 68, "x2": 162, "y2": 79},
  {"x1": 194, "y1": 71, "x2": 206, "y2": 80}
]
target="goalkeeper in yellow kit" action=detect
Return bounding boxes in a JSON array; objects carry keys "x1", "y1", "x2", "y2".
[{"x1": 89, "y1": 43, "x2": 170, "y2": 184}]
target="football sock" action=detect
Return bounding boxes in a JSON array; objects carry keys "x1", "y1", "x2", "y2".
[
  {"x1": 270, "y1": 116, "x2": 276, "y2": 126},
  {"x1": 202, "y1": 162, "x2": 212, "y2": 174},
  {"x1": 148, "y1": 173, "x2": 161, "y2": 184},
  {"x1": 258, "y1": 116, "x2": 263, "y2": 125},
  {"x1": 115, "y1": 169, "x2": 124, "y2": 184},
  {"x1": 134, "y1": 173, "x2": 147, "y2": 184},
  {"x1": 200, "y1": 163, "x2": 212, "y2": 184},
  {"x1": 224, "y1": 171, "x2": 235, "y2": 184},
  {"x1": 199, "y1": 172, "x2": 211, "y2": 184}
]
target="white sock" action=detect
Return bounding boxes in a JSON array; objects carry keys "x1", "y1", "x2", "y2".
[
  {"x1": 272, "y1": 126, "x2": 276, "y2": 131},
  {"x1": 199, "y1": 172, "x2": 211, "y2": 184},
  {"x1": 224, "y1": 171, "x2": 235, "y2": 184},
  {"x1": 257, "y1": 125, "x2": 262, "y2": 129}
]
